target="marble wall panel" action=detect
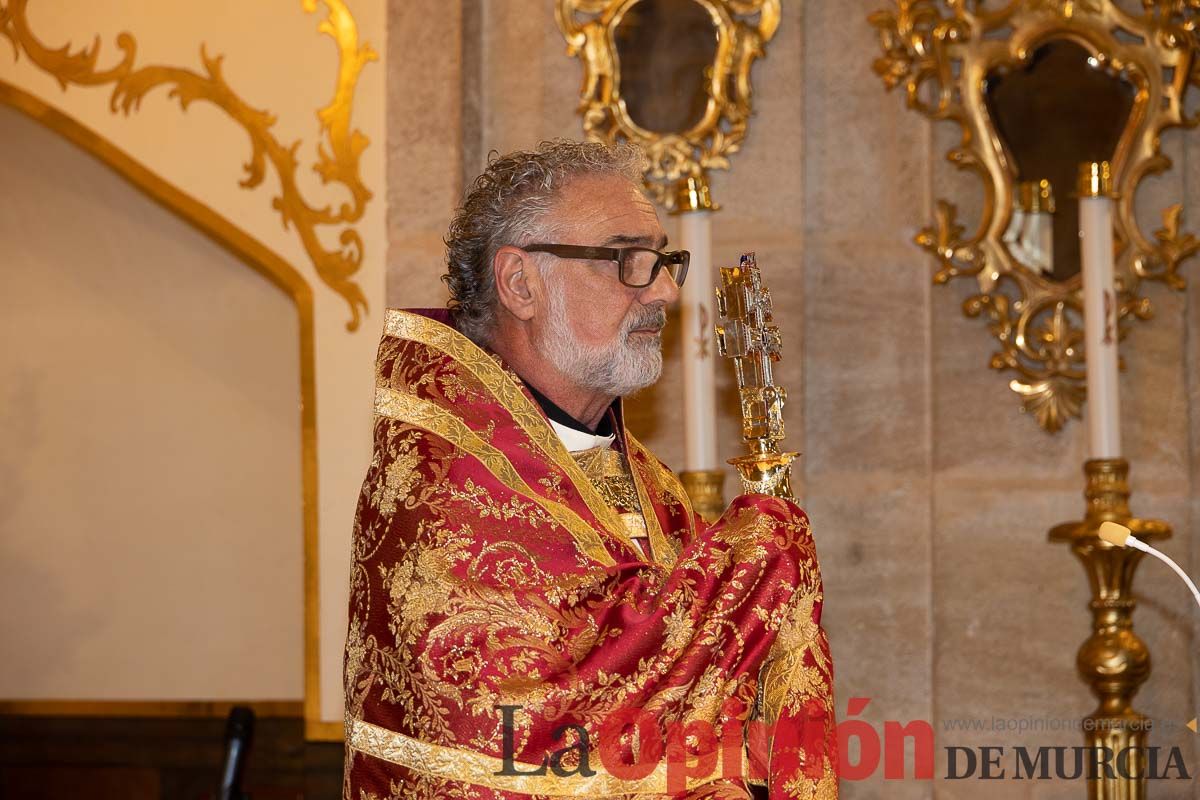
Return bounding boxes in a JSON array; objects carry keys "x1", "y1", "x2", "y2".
[
  {"x1": 1124, "y1": 130, "x2": 1190, "y2": 487},
  {"x1": 1123, "y1": 287, "x2": 1192, "y2": 487},
  {"x1": 932, "y1": 486, "x2": 1090, "y2": 800},
  {"x1": 1186, "y1": 133, "x2": 1200, "y2": 787},
  {"x1": 807, "y1": 476, "x2": 933, "y2": 800},
  {"x1": 802, "y1": 12, "x2": 934, "y2": 779},
  {"x1": 804, "y1": 6, "x2": 928, "y2": 246},
  {"x1": 386, "y1": 0, "x2": 466, "y2": 308},
  {"x1": 470, "y1": 1, "x2": 580, "y2": 160},
  {"x1": 803, "y1": 240, "x2": 930, "y2": 477}
]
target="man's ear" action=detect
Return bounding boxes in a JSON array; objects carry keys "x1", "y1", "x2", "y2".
[{"x1": 493, "y1": 246, "x2": 538, "y2": 321}]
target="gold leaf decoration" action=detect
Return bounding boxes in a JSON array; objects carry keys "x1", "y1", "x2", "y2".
[
  {"x1": 0, "y1": 0, "x2": 376, "y2": 330},
  {"x1": 1010, "y1": 376, "x2": 1085, "y2": 433},
  {"x1": 867, "y1": 0, "x2": 967, "y2": 115},
  {"x1": 1143, "y1": 203, "x2": 1200, "y2": 290},
  {"x1": 1028, "y1": 0, "x2": 1105, "y2": 17},
  {"x1": 964, "y1": 292, "x2": 1087, "y2": 432},
  {"x1": 917, "y1": 200, "x2": 984, "y2": 285}
]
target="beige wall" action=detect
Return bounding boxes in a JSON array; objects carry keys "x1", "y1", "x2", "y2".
[
  {"x1": 0, "y1": 0, "x2": 388, "y2": 732},
  {"x1": 386, "y1": 2, "x2": 1200, "y2": 796},
  {"x1": 0, "y1": 105, "x2": 303, "y2": 699}
]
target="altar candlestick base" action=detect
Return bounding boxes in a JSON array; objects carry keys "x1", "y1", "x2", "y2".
[
  {"x1": 1049, "y1": 458, "x2": 1171, "y2": 800},
  {"x1": 679, "y1": 469, "x2": 726, "y2": 523}
]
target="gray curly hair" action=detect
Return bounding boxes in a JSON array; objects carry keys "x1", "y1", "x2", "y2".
[{"x1": 443, "y1": 139, "x2": 646, "y2": 345}]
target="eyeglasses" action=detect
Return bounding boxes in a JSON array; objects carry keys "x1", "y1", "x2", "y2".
[{"x1": 523, "y1": 243, "x2": 690, "y2": 289}]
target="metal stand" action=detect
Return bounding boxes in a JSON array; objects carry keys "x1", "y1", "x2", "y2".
[{"x1": 1049, "y1": 458, "x2": 1172, "y2": 800}]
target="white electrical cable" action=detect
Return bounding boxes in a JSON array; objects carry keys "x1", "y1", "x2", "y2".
[{"x1": 1099, "y1": 521, "x2": 1200, "y2": 612}]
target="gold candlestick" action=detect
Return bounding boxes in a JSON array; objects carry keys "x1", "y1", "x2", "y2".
[
  {"x1": 678, "y1": 470, "x2": 726, "y2": 523},
  {"x1": 1049, "y1": 458, "x2": 1171, "y2": 800},
  {"x1": 715, "y1": 253, "x2": 797, "y2": 500}
]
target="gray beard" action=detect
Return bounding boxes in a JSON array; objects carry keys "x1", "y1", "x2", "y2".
[{"x1": 535, "y1": 276, "x2": 665, "y2": 397}]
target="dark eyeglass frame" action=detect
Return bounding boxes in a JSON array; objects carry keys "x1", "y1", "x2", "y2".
[{"x1": 523, "y1": 243, "x2": 690, "y2": 289}]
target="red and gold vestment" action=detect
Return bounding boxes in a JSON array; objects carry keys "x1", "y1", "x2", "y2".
[{"x1": 344, "y1": 309, "x2": 837, "y2": 799}]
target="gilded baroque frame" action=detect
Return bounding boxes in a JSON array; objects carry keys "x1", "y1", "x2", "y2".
[
  {"x1": 556, "y1": 0, "x2": 779, "y2": 209},
  {"x1": 869, "y1": 0, "x2": 1200, "y2": 431}
]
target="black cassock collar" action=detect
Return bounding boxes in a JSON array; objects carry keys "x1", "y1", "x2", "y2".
[{"x1": 523, "y1": 381, "x2": 618, "y2": 438}]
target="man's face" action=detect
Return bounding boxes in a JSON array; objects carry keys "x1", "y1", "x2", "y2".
[{"x1": 530, "y1": 173, "x2": 679, "y2": 397}]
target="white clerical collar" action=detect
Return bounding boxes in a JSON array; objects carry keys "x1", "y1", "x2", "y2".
[{"x1": 549, "y1": 418, "x2": 615, "y2": 453}]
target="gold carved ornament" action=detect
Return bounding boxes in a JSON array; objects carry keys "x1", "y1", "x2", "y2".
[
  {"x1": 868, "y1": 0, "x2": 1200, "y2": 431},
  {"x1": 0, "y1": 0, "x2": 376, "y2": 330},
  {"x1": 555, "y1": 0, "x2": 779, "y2": 210}
]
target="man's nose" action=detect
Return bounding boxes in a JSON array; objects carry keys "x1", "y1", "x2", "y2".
[{"x1": 641, "y1": 265, "x2": 681, "y2": 305}]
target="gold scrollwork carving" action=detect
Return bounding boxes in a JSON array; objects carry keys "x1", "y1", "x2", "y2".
[
  {"x1": 869, "y1": 0, "x2": 1200, "y2": 431},
  {"x1": 0, "y1": 0, "x2": 376, "y2": 330},
  {"x1": 556, "y1": 0, "x2": 779, "y2": 209}
]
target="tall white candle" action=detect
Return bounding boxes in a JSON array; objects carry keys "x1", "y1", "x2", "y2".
[
  {"x1": 1078, "y1": 161, "x2": 1121, "y2": 459},
  {"x1": 678, "y1": 208, "x2": 718, "y2": 471}
]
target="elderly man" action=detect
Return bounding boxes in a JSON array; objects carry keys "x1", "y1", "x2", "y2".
[{"x1": 343, "y1": 141, "x2": 836, "y2": 799}]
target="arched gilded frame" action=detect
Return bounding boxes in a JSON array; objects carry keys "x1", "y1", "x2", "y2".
[
  {"x1": 869, "y1": 0, "x2": 1200, "y2": 431},
  {"x1": 556, "y1": 0, "x2": 779, "y2": 209}
]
